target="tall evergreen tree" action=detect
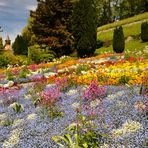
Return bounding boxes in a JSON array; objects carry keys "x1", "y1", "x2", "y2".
[
  {"x1": 12, "y1": 35, "x2": 28, "y2": 55},
  {"x1": 30, "y1": 0, "x2": 74, "y2": 57},
  {"x1": 0, "y1": 26, "x2": 2, "y2": 32},
  {"x1": 0, "y1": 27, "x2": 3, "y2": 50},
  {"x1": 0, "y1": 37, "x2": 3, "y2": 50},
  {"x1": 72, "y1": 0, "x2": 97, "y2": 57}
]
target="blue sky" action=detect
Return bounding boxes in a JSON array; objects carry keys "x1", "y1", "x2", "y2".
[{"x1": 0, "y1": 0, "x2": 37, "y2": 43}]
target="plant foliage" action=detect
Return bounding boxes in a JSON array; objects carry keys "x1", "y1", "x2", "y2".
[
  {"x1": 141, "y1": 21, "x2": 148, "y2": 42},
  {"x1": 113, "y1": 26, "x2": 125, "y2": 53},
  {"x1": 30, "y1": 0, "x2": 74, "y2": 57},
  {"x1": 72, "y1": 0, "x2": 97, "y2": 57}
]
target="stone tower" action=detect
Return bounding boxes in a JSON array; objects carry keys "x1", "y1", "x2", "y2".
[{"x1": 4, "y1": 35, "x2": 12, "y2": 50}]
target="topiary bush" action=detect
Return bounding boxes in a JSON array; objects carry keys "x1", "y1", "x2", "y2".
[
  {"x1": 141, "y1": 21, "x2": 148, "y2": 42},
  {"x1": 113, "y1": 26, "x2": 125, "y2": 53}
]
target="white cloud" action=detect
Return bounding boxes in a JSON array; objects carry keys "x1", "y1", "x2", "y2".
[
  {"x1": 0, "y1": 1, "x2": 7, "y2": 6},
  {"x1": 26, "y1": 5, "x2": 37, "y2": 11},
  {"x1": 0, "y1": 0, "x2": 37, "y2": 42}
]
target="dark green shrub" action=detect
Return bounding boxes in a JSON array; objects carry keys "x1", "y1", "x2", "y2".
[
  {"x1": 141, "y1": 22, "x2": 148, "y2": 42},
  {"x1": 113, "y1": 26, "x2": 125, "y2": 53},
  {"x1": 28, "y1": 44, "x2": 43, "y2": 64},
  {"x1": 0, "y1": 55, "x2": 10, "y2": 68},
  {"x1": 96, "y1": 40, "x2": 104, "y2": 49},
  {"x1": 40, "y1": 54, "x2": 55, "y2": 63},
  {"x1": 28, "y1": 44, "x2": 55, "y2": 64},
  {"x1": 3, "y1": 52, "x2": 27, "y2": 66}
]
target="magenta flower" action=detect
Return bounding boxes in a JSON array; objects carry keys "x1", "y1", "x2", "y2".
[
  {"x1": 83, "y1": 79, "x2": 106, "y2": 100},
  {"x1": 55, "y1": 77, "x2": 68, "y2": 91},
  {"x1": 40, "y1": 86, "x2": 61, "y2": 107}
]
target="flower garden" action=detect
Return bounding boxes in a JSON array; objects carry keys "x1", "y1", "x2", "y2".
[{"x1": 0, "y1": 51, "x2": 148, "y2": 147}]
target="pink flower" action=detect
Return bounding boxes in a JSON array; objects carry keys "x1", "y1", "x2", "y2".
[
  {"x1": 40, "y1": 86, "x2": 61, "y2": 107},
  {"x1": 83, "y1": 80, "x2": 106, "y2": 100},
  {"x1": 55, "y1": 77, "x2": 68, "y2": 91}
]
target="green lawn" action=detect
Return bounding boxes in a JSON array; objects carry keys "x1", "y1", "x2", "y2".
[
  {"x1": 95, "y1": 39, "x2": 148, "y2": 55},
  {"x1": 97, "y1": 21, "x2": 143, "y2": 42},
  {"x1": 97, "y1": 12, "x2": 148, "y2": 32}
]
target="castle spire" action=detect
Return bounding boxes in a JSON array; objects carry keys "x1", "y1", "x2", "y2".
[
  {"x1": 6, "y1": 35, "x2": 10, "y2": 41},
  {"x1": 4, "y1": 35, "x2": 11, "y2": 50}
]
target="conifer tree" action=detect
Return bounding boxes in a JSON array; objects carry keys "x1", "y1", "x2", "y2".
[
  {"x1": 0, "y1": 27, "x2": 3, "y2": 50},
  {"x1": 113, "y1": 26, "x2": 125, "y2": 53},
  {"x1": 72, "y1": 0, "x2": 97, "y2": 57},
  {"x1": 0, "y1": 37, "x2": 3, "y2": 50},
  {"x1": 30, "y1": 0, "x2": 74, "y2": 57},
  {"x1": 12, "y1": 35, "x2": 28, "y2": 55},
  {"x1": 141, "y1": 21, "x2": 148, "y2": 42}
]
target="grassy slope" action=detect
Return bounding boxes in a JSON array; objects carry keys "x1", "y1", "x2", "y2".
[
  {"x1": 96, "y1": 40, "x2": 148, "y2": 55},
  {"x1": 97, "y1": 22, "x2": 142, "y2": 41},
  {"x1": 97, "y1": 12, "x2": 148, "y2": 32},
  {"x1": 96, "y1": 13, "x2": 148, "y2": 55}
]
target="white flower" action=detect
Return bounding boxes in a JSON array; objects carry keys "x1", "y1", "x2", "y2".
[
  {"x1": 3, "y1": 81, "x2": 14, "y2": 88},
  {"x1": 3, "y1": 84, "x2": 9, "y2": 88},
  {"x1": 57, "y1": 69, "x2": 65, "y2": 73},
  {"x1": 112, "y1": 128, "x2": 124, "y2": 137},
  {"x1": 13, "y1": 118, "x2": 24, "y2": 127},
  {"x1": 81, "y1": 71, "x2": 88, "y2": 75},
  {"x1": 27, "y1": 113, "x2": 37, "y2": 120},
  {"x1": 3, "y1": 128, "x2": 22, "y2": 147},
  {"x1": 100, "y1": 143, "x2": 109, "y2": 148},
  {"x1": 44, "y1": 72, "x2": 57, "y2": 78},
  {"x1": 71, "y1": 102, "x2": 80, "y2": 110},
  {"x1": 112, "y1": 120, "x2": 143, "y2": 138},
  {"x1": 123, "y1": 120, "x2": 143, "y2": 133},
  {"x1": 67, "y1": 89, "x2": 78, "y2": 95},
  {"x1": 90, "y1": 99, "x2": 101, "y2": 108}
]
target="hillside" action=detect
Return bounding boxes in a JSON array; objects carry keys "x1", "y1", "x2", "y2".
[{"x1": 96, "y1": 12, "x2": 148, "y2": 55}]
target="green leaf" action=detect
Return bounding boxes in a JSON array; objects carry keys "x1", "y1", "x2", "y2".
[
  {"x1": 64, "y1": 134, "x2": 73, "y2": 146},
  {"x1": 82, "y1": 143, "x2": 88, "y2": 148},
  {"x1": 52, "y1": 136, "x2": 66, "y2": 147}
]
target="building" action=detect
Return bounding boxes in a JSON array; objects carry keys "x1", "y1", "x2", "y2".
[{"x1": 4, "y1": 35, "x2": 12, "y2": 50}]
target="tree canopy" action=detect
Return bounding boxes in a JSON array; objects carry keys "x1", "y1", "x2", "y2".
[
  {"x1": 12, "y1": 35, "x2": 28, "y2": 55},
  {"x1": 30, "y1": 0, "x2": 74, "y2": 57},
  {"x1": 72, "y1": 0, "x2": 97, "y2": 57}
]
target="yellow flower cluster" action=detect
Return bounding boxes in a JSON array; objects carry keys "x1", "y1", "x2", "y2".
[{"x1": 71, "y1": 59, "x2": 147, "y2": 85}]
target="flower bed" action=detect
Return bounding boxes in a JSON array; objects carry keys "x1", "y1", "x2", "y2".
[{"x1": 0, "y1": 53, "x2": 147, "y2": 147}]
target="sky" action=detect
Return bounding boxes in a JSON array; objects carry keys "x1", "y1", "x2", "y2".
[{"x1": 0, "y1": 0, "x2": 37, "y2": 43}]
